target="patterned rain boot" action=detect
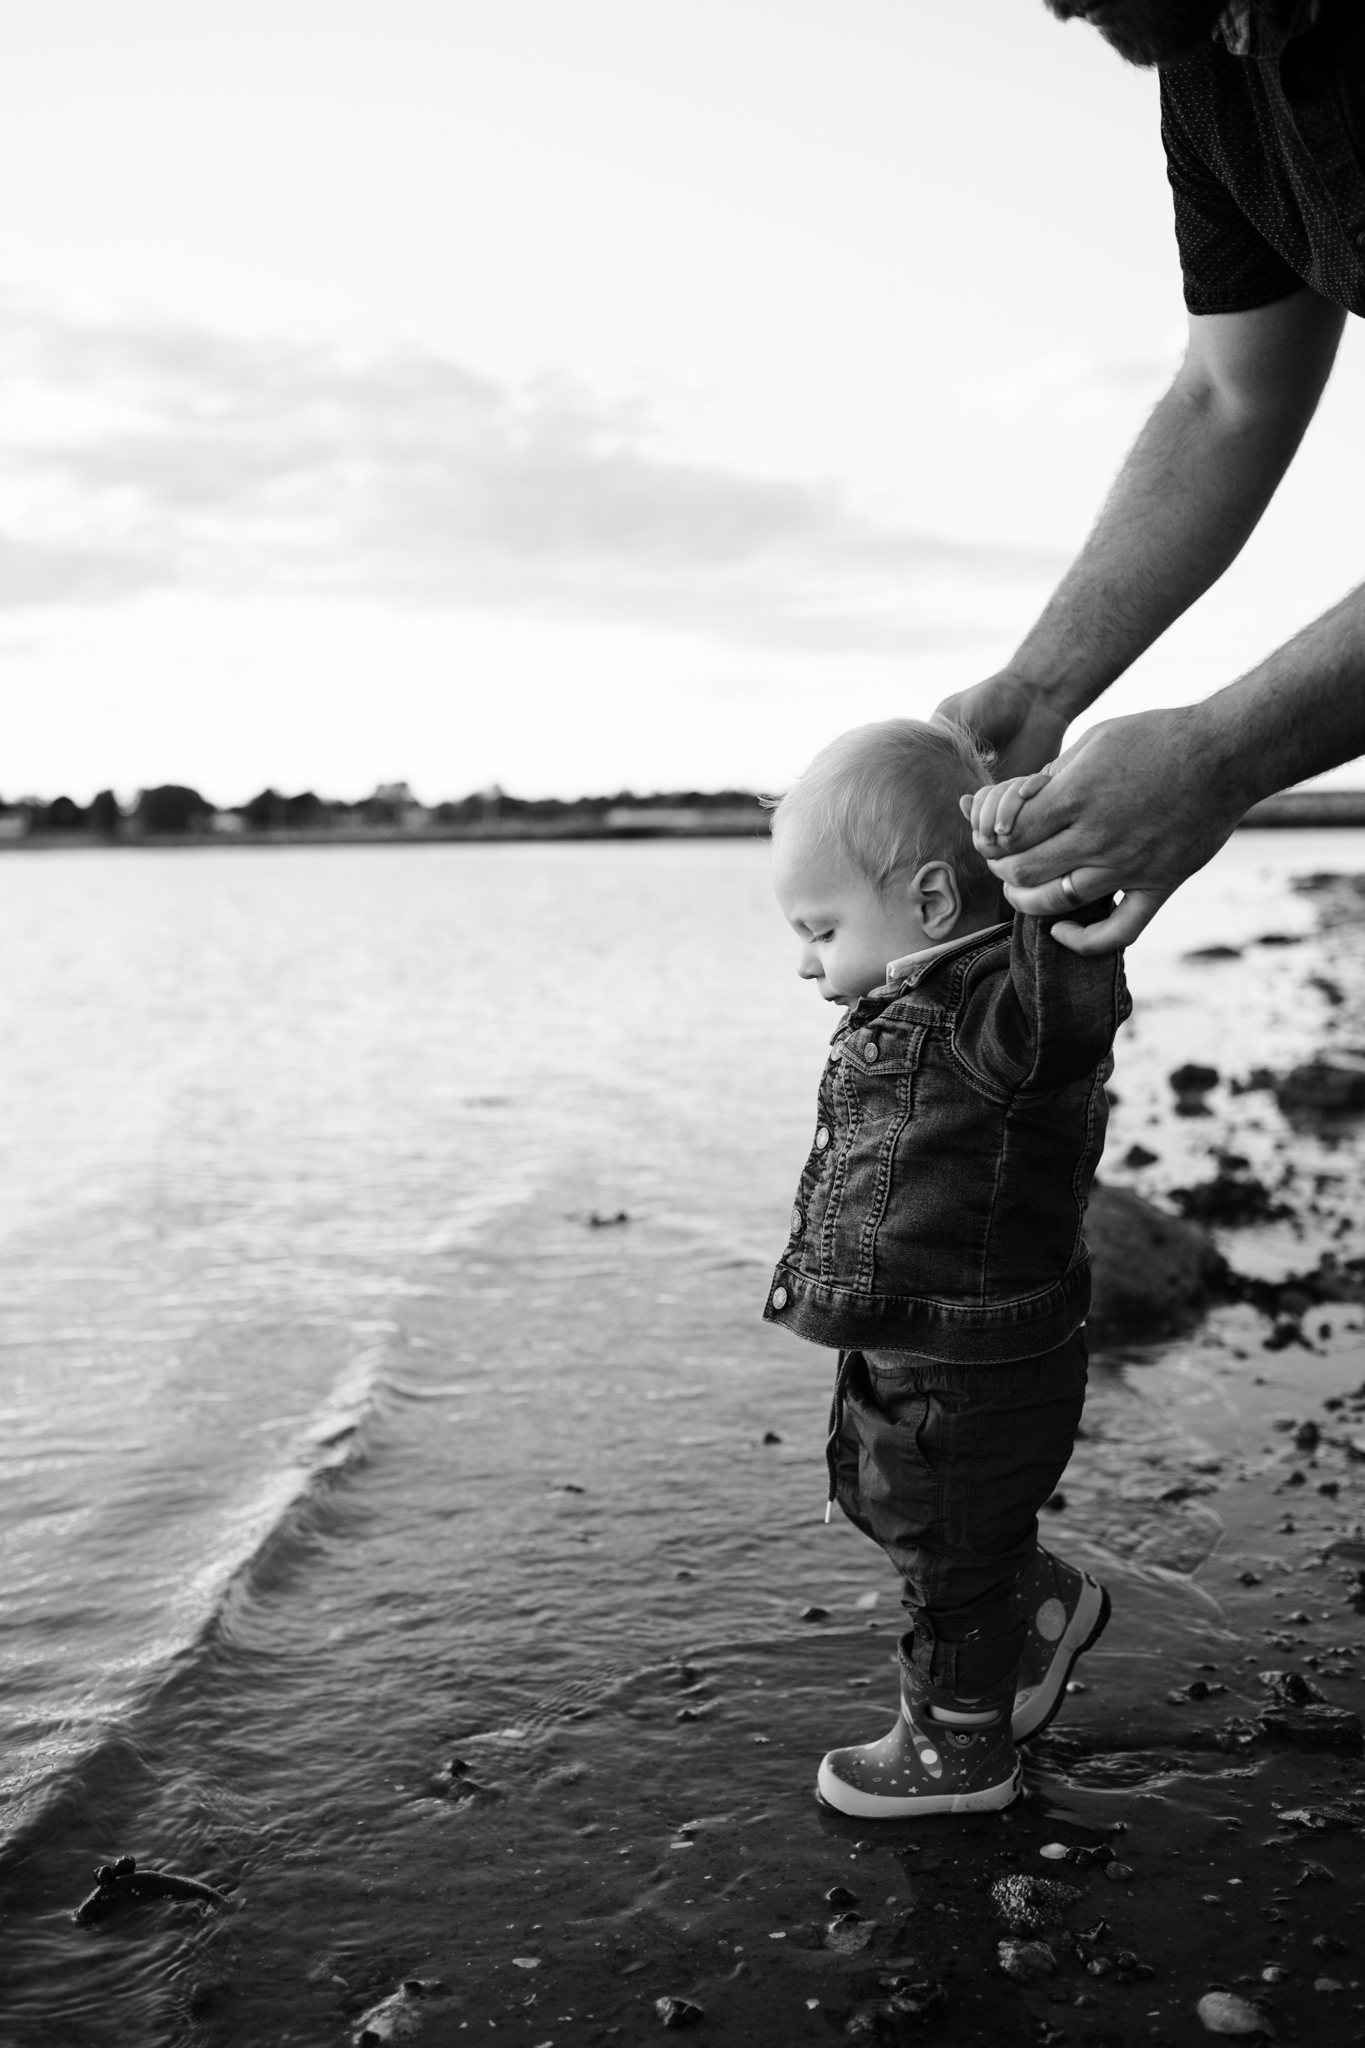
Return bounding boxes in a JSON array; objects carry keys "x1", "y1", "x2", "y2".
[
  {"x1": 1011, "y1": 1546, "x2": 1110, "y2": 1744},
  {"x1": 816, "y1": 1620, "x2": 1022, "y2": 1820}
]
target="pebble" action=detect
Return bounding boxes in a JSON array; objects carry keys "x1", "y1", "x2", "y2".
[
  {"x1": 762, "y1": 1430, "x2": 782, "y2": 1445},
  {"x1": 1259, "y1": 1967, "x2": 1288, "y2": 1985},
  {"x1": 1039, "y1": 1843, "x2": 1070, "y2": 1861},
  {"x1": 997, "y1": 1939, "x2": 1056, "y2": 1983},
  {"x1": 352, "y1": 1979, "x2": 454, "y2": 2047},
  {"x1": 824, "y1": 1912, "x2": 875, "y2": 1955},
  {"x1": 1315, "y1": 1977, "x2": 1345, "y2": 1993},
  {"x1": 1104, "y1": 1863, "x2": 1134, "y2": 1884},
  {"x1": 800, "y1": 1606, "x2": 830, "y2": 1623},
  {"x1": 991, "y1": 1876, "x2": 1082, "y2": 1935},
  {"x1": 824, "y1": 1886, "x2": 858, "y2": 1908},
  {"x1": 655, "y1": 1997, "x2": 704, "y2": 2029},
  {"x1": 1195, "y1": 1990, "x2": 1268, "y2": 2035},
  {"x1": 1312, "y1": 1933, "x2": 1347, "y2": 1956}
]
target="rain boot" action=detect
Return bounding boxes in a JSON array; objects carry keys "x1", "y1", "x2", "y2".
[
  {"x1": 816, "y1": 1618, "x2": 1022, "y2": 1820},
  {"x1": 1011, "y1": 1546, "x2": 1110, "y2": 1744}
]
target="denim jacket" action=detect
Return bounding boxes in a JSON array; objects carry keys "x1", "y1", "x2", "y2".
[{"x1": 764, "y1": 911, "x2": 1130, "y2": 1364}]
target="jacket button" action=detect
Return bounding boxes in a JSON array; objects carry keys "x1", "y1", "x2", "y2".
[
  {"x1": 814, "y1": 1126, "x2": 830, "y2": 1150},
  {"x1": 791, "y1": 1206, "x2": 804, "y2": 1235},
  {"x1": 863, "y1": 1039, "x2": 879, "y2": 1062},
  {"x1": 771, "y1": 1286, "x2": 789, "y2": 1310}
]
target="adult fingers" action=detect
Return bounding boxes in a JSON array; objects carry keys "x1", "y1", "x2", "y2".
[
  {"x1": 997, "y1": 863, "x2": 1113, "y2": 918},
  {"x1": 1045, "y1": 888, "x2": 1171, "y2": 955}
]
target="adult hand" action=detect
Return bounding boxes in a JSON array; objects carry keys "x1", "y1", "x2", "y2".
[
  {"x1": 958, "y1": 705, "x2": 1246, "y2": 954},
  {"x1": 935, "y1": 673, "x2": 1072, "y2": 777}
]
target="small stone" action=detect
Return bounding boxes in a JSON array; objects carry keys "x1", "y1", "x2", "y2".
[
  {"x1": 1315, "y1": 1977, "x2": 1345, "y2": 1993},
  {"x1": 1105, "y1": 1863, "x2": 1134, "y2": 1883},
  {"x1": 762, "y1": 1430, "x2": 782, "y2": 1444},
  {"x1": 655, "y1": 1996, "x2": 704, "y2": 2028},
  {"x1": 800, "y1": 1606, "x2": 830, "y2": 1623},
  {"x1": 825, "y1": 1886, "x2": 859, "y2": 1908},
  {"x1": 1124, "y1": 1143, "x2": 1161, "y2": 1166},
  {"x1": 824, "y1": 1912, "x2": 875, "y2": 1955},
  {"x1": 991, "y1": 1875, "x2": 1082, "y2": 1934},
  {"x1": 1294, "y1": 1420, "x2": 1321, "y2": 1453},
  {"x1": 997, "y1": 1938, "x2": 1056, "y2": 1982},
  {"x1": 1258, "y1": 1704, "x2": 1363, "y2": 1749},
  {"x1": 1043, "y1": 1492, "x2": 1067, "y2": 1512},
  {"x1": 511, "y1": 1956, "x2": 539, "y2": 1970},
  {"x1": 1039, "y1": 1843, "x2": 1070, "y2": 1861},
  {"x1": 1260, "y1": 1967, "x2": 1288, "y2": 1985},
  {"x1": 1195, "y1": 1989, "x2": 1270, "y2": 2035},
  {"x1": 1172, "y1": 1063, "x2": 1220, "y2": 1095},
  {"x1": 1311, "y1": 1933, "x2": 1347, "y2": 1956},
  {"x1": 1296, "y1": 1863, "x2": 1333, "y2": 1885}
]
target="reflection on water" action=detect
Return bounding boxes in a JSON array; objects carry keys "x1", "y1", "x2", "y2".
[{"x1": 1, "y1": 832, "x2": 1364, "y2": 2042}]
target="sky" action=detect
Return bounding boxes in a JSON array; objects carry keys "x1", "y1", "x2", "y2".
[{"x1": 2, "y1": 0, "x2": 1363, "y2": 805}]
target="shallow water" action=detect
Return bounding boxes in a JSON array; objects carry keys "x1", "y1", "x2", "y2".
[{"x1": 2, "y1": 833, "x2": 1364, "y2": 2045}]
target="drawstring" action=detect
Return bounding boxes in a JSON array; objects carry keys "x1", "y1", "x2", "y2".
[{"x1": 824, "y1": 1349, "x2": 856, "y2": 1523}]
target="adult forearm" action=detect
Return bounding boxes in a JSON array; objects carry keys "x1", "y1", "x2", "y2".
[
  {"x1": 1007, "y1": 365, "x2": 1317, "y2": 721},
  {"x1": 1192, "y1": 579, "x2": 1365, "y2": 812}
]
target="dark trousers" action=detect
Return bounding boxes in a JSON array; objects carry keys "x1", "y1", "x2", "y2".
[{"x1": 831, "y1": 1330, "x2": 1088, "y2": 1693}]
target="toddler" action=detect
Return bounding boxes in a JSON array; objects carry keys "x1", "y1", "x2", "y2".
[{"x1": 765, "y1": 717, "x2": 1130, "y2": 1818}]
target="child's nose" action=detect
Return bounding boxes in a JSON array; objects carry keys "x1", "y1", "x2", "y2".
[{"x1": 797, "y1": 948, "x2": 821, "y2": 980}]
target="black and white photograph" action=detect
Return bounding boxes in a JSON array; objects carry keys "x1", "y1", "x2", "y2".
[{"x1": 4, "y1": 3, "x2": 1365, "y2": 2043}]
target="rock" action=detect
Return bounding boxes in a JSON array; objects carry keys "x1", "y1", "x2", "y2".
[
  {"x1": 1085, "y1": 1184, "x2": 1227, "y2": 1336},
  {"x1": 1171, "y1": 1063, "x2": 1220, "y2": 1095},
  {"x1": 800, "y1": 1606, "x2": 830, "y2": 1623},
  {"x1": 762, "y1": 1431, "x2": 782, "y2": 1444},
  {"x1": 511, "y1": 1956, "x2": 539, "y2": 1970},
  {"x1": 825, "y1": 1886, "x2": 858, "y2": 1908},
  {"x1": 1260, "y1": 1967, "x2": 1289, "y2": 1984},
  {"x1": 1276, "y1": 1061, "x2": 1365, "y2": 1115},
  {"x1": 824, "y1": 1912, "x2": 876, "y2": 1955},
  {"x1": 1297, "y1": 1862, "x2": 1333, "y2": 1885},
  {"x1": 1185, "y1": 946, "x2": 1243, "y2": 962},
  {"x1": 589, "y1": 1209, "x2": 629, "y2": 1227},
  {"x1": 1123, "y1": 1144, "x2": 1160, "y2": 1167},
  {"x1": 655, "y1": 1996, "x2": 704, "y2": 2028},
  {"x1": 1043, "y1": 1492, "x2": 1067, "y2": 1512},
  {"x1": 1315, "y1": 1977, "x2": 1345, "y2": 1993},
  {"x1": 1294, "y1": 1420, "x2": 1321, "y2": 1452},
  {"x1": 1312, "y1": 1933, "x2": 1347, "y2": 1956},
  {"x1": 1258, "y1": 1704, "x2": 1363, "y2": 1749},
  {"x1": 1195, "y1": 1990, "x2": 1271, "y2": 2035},
  {"x1": 877, "y1": 1979, "x2": 946, "y2": 2021},
  {"x1": 1039, "y1": 1843, "x2": 1070, "y2": 1861},
  {"x1": 1169, "y1": 1174, "x2": 1291, "y2": 1228},
  {"x1": 1104, "y1": 1863, "x2": 1134, "y2": 1883},
  {"x1": 353, "y1": 1980, "x2": 454, "y2": 2046},
  {"x1": 997, "y1": 1939, "x2": 1056, "y2": 1982},
  {"x1": 990, "y1": 1876, "x2": 1082, "y2": 1935}
]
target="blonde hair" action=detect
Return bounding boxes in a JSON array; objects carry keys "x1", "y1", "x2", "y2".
[{"x1": 770, "y1": 718, "x2": 1005, "y2": 920}]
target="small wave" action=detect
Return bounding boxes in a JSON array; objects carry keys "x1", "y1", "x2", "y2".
[{"x1": 0, "y1": 1338, "x2": 394, "y2": 1869}]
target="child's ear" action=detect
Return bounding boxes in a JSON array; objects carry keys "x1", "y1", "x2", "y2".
[{"x1": 914, "y1": 862, "x2": 962, "y2": 939}]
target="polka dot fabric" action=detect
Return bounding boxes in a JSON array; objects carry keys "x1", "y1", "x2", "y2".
[{"x1": 1160, "y1": 0, "x2": 1365, "y2": 316}]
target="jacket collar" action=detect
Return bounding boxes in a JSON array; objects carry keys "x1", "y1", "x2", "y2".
[
  {"x1": 883, "y1": 919, "x2": 1011, "y2": 991},
  {"x1": 1216, "y1": 0, "x2": 1319, "y2": 58}
]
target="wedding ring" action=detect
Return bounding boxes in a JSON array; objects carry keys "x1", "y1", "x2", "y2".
[{"x1": 1059, "y1": 871, "x2": 1081, "y2": 908}]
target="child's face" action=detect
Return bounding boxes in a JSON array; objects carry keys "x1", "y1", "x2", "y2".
[{"x1": 772, "y1": 831, "x2": 943, "y2": 1007}]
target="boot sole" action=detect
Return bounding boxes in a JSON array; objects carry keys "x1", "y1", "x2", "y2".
[
  {"x1": 1012, "y1": 1577, "x2": 1111, "y2": 1745},
  {"x1": 815, "y1": 1756, "x2": 1022, "y2": 1820}
]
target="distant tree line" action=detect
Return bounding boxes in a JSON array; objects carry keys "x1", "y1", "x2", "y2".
[{"x1": 1, "y1": 780, "x2": 770, "y2": 842}]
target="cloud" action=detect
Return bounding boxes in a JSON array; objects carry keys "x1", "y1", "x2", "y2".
[{"x1": 0, "y1": 305, "x2": 1061, "y2": 645}]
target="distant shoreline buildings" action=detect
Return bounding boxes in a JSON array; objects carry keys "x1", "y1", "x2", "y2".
[
  {"x1": 1, "y1": 780, "x2": 1362, "y2": 848},
  {"x1": 0, "y1": 780, "x2": 773, "y2": 846}
]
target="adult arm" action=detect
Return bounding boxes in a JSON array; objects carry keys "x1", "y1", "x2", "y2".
[{"x1": 936, "y1": 287, "x2": 1348, "y2": 949}]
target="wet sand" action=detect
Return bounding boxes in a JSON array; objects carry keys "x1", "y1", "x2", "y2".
[{"x1": 4, "y1": 838, "x2": 1365, "y2": 2047}]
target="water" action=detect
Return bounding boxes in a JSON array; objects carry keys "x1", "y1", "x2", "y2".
[{"x1": 1, "y1": 832, "x2": 1363, "y2": 2044}]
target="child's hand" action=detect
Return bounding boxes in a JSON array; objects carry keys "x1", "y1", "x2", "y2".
[{"x1": 959, "y1": 767, "x2": 1056, "y2": 853}]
